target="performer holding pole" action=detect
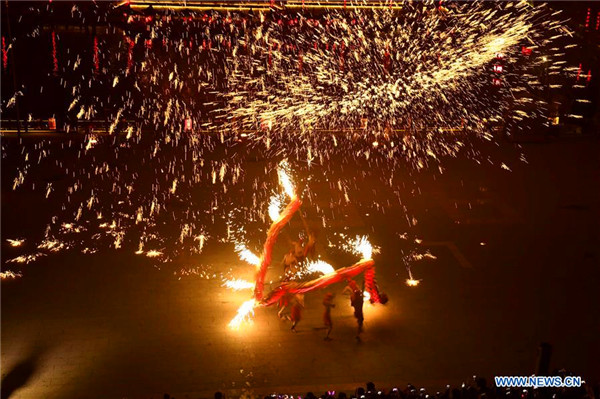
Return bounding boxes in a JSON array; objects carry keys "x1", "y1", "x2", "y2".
[
  {"x1": 290, "y1": 294, "x2": 304, "y2": 332},
  {"x1": 344, "y1": 280, "x2": 364, "y2": 340}
]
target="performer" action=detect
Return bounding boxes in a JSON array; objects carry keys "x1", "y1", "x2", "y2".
[
  {"x1": 303, "y1": 230, "x2": 317, "y2": 259},
  {"x1": 344, "y1": 280, "x2": 364, "y2": 340},
  {"x1": 290, "y1": 294, "x2": 304, "y2": 332},
  {"x1": 277, "y1": 291, "x2": 293, "y2": 319},
  {"x1": 292, "y1": 240, "x2": 305, "y2": 261},
  {"x1": 322, "y1": 292, "x2": 335, "y2": 340},
  {"x1": 298, "y1": 211, "x2": 317, "y2": 260},
  {"x1": 282, "y1": 233, "x2": 313, "y2": 280},
  {"x1": 281, "y1": 249, "x2": 298, "y2": 280}
]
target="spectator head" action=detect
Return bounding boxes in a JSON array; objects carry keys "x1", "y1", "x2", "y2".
[
  {"x1": 366, "y1": 382, "x2": 375, "y2": 392},
  {"x1": 338, "y1": 392, "x2": 347, "y2": 399},
  {"x1": 356, "y1": 387, "x2": 365, "y2": 398},
  {"x1": 215, "y1": 392, "x2": 223, "y2": 399}
]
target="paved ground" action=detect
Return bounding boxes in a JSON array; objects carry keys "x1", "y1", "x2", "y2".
[{"x1": 2, "y1": 134, "x2": 599, "y2": 399}]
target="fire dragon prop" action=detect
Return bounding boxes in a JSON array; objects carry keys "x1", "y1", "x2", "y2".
[{"x1": 229, "y1": 162, "x2": 387, "y2": 329}]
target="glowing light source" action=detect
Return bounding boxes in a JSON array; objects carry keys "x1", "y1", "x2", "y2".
[
  {"x1": 277, "y1": 161, "x2": 296, "y2": 199},
  {"x1": 306, "y1": 260, "x2": 335, "y2": 275},
  {"x1": 235, "y1": 243, "x2": 261, "y2": 267},
  {"x1": 228, "y1": 298, "x2": 256, "y2": 329},
  {"x1": 1, "y1": 271, "x2": 23, "y2": 280},
  {"x1": 85, "y1": 135, "x2": 98, "y2": 150},
  {"x1": 223, "y1": 278, "x2": 255, "y2": 291},
  {"x1": 406, "y1": 267, "x2": 421, "y2": 287},
  {"x1": 352, "y1": 236, "x2": 373, "y2": 260},
  {"x1": 145, "y1": 249, "x2": 163, "y2": 258},
  {"x1": 6, "y1": 238, "x2": 25, "y2": 247},
  {"x1": 406, "y1": 278, "x2": 420, "y2": 287},
  {"x1": 268, "y1": 195, "x2": 282, "y2": 222}
]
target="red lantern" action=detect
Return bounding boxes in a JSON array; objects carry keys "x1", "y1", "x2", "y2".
[{"x1": 2, "y1": 36, "x2": 7, "y2": 69}]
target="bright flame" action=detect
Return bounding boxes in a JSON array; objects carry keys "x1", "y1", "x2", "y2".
[
  {"x1": 277, "y1": 161, "x2": 295, "y2": 199},
  {"x1": 223, "y1": 278, "x2": 255, "y2": 291},
  {"x1": 235, "y1": 243, "x2": 260, "y2": 267},
  {"x1": 306, "y1": 260, "x2": 335, "y2": 275},
  {"x1": 352, "y1": 236, "x2": 373, "y2": 260},
  {"x1": 228, "y1": 299, "x2": 256, "y2": 329},
  {"x1": 268, "y1": 195, "x2": 282, "y2": 222},
  {"x1": 406, "y1": 268, "x2": 421, "y2": 287},
  {"x1": 406, "y1": 279, "x2": 421, "y2": 287},
  {"x1": 363, "y1": 290, "x2": 371, "y2": 302}
]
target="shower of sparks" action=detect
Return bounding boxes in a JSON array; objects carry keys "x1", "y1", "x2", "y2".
[
  {"x1": 277, "y1": 161, "x2": 296, "y2": 199},
  {"x1": 0, "y1": 1, "x2": 572, "y2": 281},
  {"x1": 287, "y1": 259, "x2": 336, "y2": 280},
  {"x1": 223, "y1": 278, "x2": 255, "y2": 291},
  {"x1": 228, "y1": 298, "x2": 257, "y2": 330},
  {"x1": 235, "y1": 243, "x2": 261, "y2": 267},
  {"x1": 6, "y1": 253, "x2": 45, "y2": 264},
  {"x1": 406, "y1": 265, "x2": 421, "y2": 287},
  {"x1": 0, "y1": 270, "x2": 23, "y2": 280},
  {"x1": 406, "y1": 278, "x2": 420, "y2": 287},
  {"x1": 333, "y1": 233, "x2": 380, "y2": 260},
  {"x1": 352, "y1": 235, "x2": 374, "y2": 260},
  {"x1": 305, "y1": 259, "x2": 335, "y2": 275},
  {"x1": 6, "y1": 239, "x2": 25, "y2": 247},
  {"x1": 145, "y1": 249, "x2": 164, "y2": 258},
  {"x1": 219, "y1": 1, "x2": 568, "y2": 154},
  {"x1": 268, "y1": 195, "x2": 283, "y2": 222},
  {"x1": 407, "y1": 251, "x2": 437, "y2": 262},
  {"x1": 85, "y1": 135, "x2": 98, "y2": 151}
]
